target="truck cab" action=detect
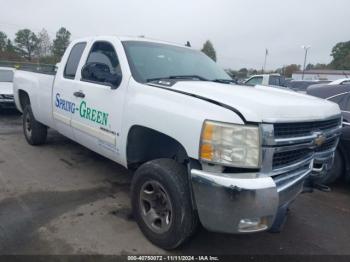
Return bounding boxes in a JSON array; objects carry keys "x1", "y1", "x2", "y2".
[
  {"x1": 13, "y1": 36, "x2": 342, "y2": 249},
  {"x1": 244, "y1": 73, "x2": 286, "y2": 87}
]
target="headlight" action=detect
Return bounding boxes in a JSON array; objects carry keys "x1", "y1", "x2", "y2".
[{"x1": 199, "y1": 120, "x2": 261, "y2": 168}]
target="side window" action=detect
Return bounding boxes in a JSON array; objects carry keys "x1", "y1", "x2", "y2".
[
  {"x1": 328, "y1": 93, "x2": 350, "y2": 111},
  {"x1": 269, "y1": 76, "x2": 280, "y2": 86},
  {"x1": 246, "y1": 77, "x2": 263, "y2": 86},
  {"x1": 64, "y1": 42, "x2": 87, "y2": 79},
  {"x1": 81, "y1": 41, "x2": 122, "y2": 88}
]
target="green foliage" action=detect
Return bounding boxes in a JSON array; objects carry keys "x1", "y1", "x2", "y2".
[
  {"x1": 14, "y1": 29, "x2": 39, "y2": 61},
  {"x1": 0, "y1": 31, "x2": 7, "y2": 52},
  {"x1": 329, "y1": 41, "x2": 350, "y2": 70},
  {"x1": 52, "y1": 27, "x2": 71, "y2": 61},
  {"x1": 6, "y1": 39, "x2": 16, "y2": 53},
  {"x1": 201, "y1": 40, "x2": 217, "y2": 62}
]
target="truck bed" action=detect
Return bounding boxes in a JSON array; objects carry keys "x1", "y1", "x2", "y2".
[{"x1": 13, "y1": 69, "x2": 56, "y2": 128}]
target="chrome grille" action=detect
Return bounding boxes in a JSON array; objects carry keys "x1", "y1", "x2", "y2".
[
  {"x1": 315, "y1": 137, "x2": 337, "y2": 152},
  {"x1": 273, "y1": 148, "x2": 312, "y2": 169},
  {"x1": 261, "y1": 116, "x2": 342, "y2": 200},
  {"x1": 274, "y1": 118, "x2": 341, "y2": 138}
]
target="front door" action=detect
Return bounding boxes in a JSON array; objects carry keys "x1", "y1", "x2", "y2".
[{"x1": 70, "y1": 40, "x2": 126, "y2": 161}]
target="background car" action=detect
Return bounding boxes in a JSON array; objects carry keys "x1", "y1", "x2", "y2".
[
  {"x1": 244, "y1": 74, "x2": 287, "y2": 87},
  {"x1": 307, "y1": 83, "x2": 350, "y2": 184},
  {"x1": 0, "y1": 67, "x2": 15, "y2": 109},
  {"x1": 328, "y1": 78, "x2": 350, "y2": 85},
  {"x1": 287, "y1": 80, "x2": 331, "y2": 93}
]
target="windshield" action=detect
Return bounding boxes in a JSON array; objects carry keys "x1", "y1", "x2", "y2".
[
  {"x1": 122, "y1": 41, "x2": 231, "y2": 83},
  {"x1": 0, "y1": 69, "x2": 14, "y2": 82}
]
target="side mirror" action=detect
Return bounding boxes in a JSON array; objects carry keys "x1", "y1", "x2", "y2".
[{"x1": 81, "y1": 62, "x2": 122, "y2": 89}]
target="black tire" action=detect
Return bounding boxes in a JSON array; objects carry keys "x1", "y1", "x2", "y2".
[
  {"x1": 131, "y1": 159, "x2": 198, "y2": 249},
  {"x1": 318, "y1": 149, "x2": 344, "y2": 185},
  {"x1": 23, "y1": 105, "x2": 47, "y2": 145}
]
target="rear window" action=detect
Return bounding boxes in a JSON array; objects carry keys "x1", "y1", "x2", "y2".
[
  {"x1": 246, "y1": 76, "x2": 263, "y2": 86},
  {"x1": 64, "y1": 42, "x2": 86, "y2": 79},
  {"x1": 0, "y1": 70, "x2": 14, "y2": 82}
]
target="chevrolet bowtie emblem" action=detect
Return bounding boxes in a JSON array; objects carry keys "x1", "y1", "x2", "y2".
[{"x1": 314, "y1": 133, "x2": 326, "y2": 146}]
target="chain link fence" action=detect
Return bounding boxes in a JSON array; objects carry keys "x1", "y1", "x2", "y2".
[{"x1": 0, "y1": 60, "x2": 56, "y2": 75}]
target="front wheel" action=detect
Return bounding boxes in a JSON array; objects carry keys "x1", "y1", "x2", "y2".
[
  {"x1": 131, "y1": 159, "x2": 198, "y2": 249},
  {"x1": 23, "y1": 105, "x2": 47, "y2": 145}
]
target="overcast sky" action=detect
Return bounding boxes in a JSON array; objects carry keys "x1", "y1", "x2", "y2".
[{"x1": 0, "y1": 0, "x2": 349, "y2": 70}]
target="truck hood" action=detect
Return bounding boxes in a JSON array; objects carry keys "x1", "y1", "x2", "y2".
[
  {"x1": 0, "y1": 82, "x2": 14, "y2": 95},
  {"x1": 169, "y1": 82, "x2": 341, "y2": 123}
]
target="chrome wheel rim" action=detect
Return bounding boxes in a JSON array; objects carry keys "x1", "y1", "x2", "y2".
[{"x1": 139, "y1": 180, "x2": 173, "y2": 234}]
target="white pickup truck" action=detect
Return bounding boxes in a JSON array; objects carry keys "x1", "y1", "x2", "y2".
[{"x1": 13, "y1": 36, "x2": 342, "y2": 249}]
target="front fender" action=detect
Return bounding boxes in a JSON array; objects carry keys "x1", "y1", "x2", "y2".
[{"x1": 119, "y1": 80, "x2": 245, "y2": 164}]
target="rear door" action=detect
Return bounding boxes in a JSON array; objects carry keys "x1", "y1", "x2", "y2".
[
  {"x1": 70, "y1": 39, "x2": 126, "y2": 161},
  {"x1": 52, "y1": 42, "x2": 87, "y2": 139}
]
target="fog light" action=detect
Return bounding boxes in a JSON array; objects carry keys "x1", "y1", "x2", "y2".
[{"x1": 238, "y1": 217, "x2": 268, "y2": 232}]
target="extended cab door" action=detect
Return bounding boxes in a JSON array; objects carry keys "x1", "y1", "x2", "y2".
[
  {"x1": 52, "y1": 42, "x2": 87, "y2": 139},
  {"x1": 70, "y1": 39, "x2": 127, "y2": 161}
]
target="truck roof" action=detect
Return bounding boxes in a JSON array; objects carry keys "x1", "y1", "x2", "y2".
[{"x1": 71, "y1": 35, "x2": 190, "y2": 49}]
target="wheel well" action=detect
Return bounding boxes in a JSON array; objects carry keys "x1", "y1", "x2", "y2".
[
  {"x1": 338, "y1": 145, "x2": 349, "y2": 178},
  {"x1": 18, "y1": 90, "x2": 30, "y2": 111},
  {"x1": 126, "y1": 125, "x2": 188, "y2": 170}
]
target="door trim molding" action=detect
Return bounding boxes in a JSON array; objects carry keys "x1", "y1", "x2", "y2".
[
  {"x1": 71, "y1": 119, "x2": 116, "y2": 145},
  {"x1": 53, "y1": 111, "x2": 70, "y2": 125}
]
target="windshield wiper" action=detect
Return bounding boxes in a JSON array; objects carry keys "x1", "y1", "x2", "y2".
[
  {"x1": 212, "y1": 79, "x2": 237, "y2": 84},
  {"x1": 146, "y1": 75, "x2": 208, "y2": 82}
]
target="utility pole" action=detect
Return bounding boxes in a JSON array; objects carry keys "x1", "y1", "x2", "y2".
[
  {"x1": 263, "y1": 48, "x2": 268, "y2": 73},
  {"x1": 301, "y1": 45, "x2": 311, "y2": 80}
]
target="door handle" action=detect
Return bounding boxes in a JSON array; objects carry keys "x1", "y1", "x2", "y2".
[{"x1": 73, "y1": 91, "x2": 85, "y2": 98}]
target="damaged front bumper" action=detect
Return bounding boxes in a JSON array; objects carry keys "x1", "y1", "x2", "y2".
[{"x1": 191, "y1": 165, "x2": 311, "y2": 233}]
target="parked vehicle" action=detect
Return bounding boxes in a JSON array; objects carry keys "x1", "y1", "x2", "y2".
[
  {"x1": 307, "y1": 84, "x2": 350, "y2": 184},
  {"x1": 244, "y1": 74, "x2": 287, "y2": 87},
  {"x1": 287, "y1": 80, "x2": 331, "y2": 93},
  {"x1": 0, "y1": 67, "x2": 15, "y2": 109},
  {"x1": 328, "y1": 78, "x2": 350, "y2": 86},
  {"x1": 13, "y1": 36, "x2": 342, "y2": 249}
]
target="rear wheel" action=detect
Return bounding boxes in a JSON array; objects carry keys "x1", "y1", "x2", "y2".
[
  {"x1": 23, "y1": 105, "x2": 47, "y2": 145},
  {"x1": 131, "y1": 159, "x2": 198, "y2": 249}
]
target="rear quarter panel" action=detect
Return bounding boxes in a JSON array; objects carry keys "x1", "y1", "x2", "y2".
[{"x1": 13, "y1": 70, "x2": 55, "y2": 127}]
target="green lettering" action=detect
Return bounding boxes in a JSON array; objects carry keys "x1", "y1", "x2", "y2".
[
  {"x1": 79, "y1": 101, "x2": 86, "y2": 118},
  {"x1": 96, "y1": 111, "x2": 102, "y2": 124},
  {"x1": 102, "y1": 112, "x2": 108, "y2": 126},
  {"x1": 91, "y1": 109, "x2": 97, "y2": 122},
  {"x1": 86, "y1": 107, "x2": 91, "y2": 120}
]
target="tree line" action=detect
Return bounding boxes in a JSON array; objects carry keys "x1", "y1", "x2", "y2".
[
  {"x1": 1, "y1": 27, "x2": 349, "y2": 77},
  {"x1": 0, "y1": 27, "x2": 71, "y2": 64},
  {"x1": 201, "y1": 40, "x2": 350, "y2": 79}
]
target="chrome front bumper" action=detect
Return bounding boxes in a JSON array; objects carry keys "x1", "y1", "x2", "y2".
[
  {"x1": 191, "y1": 117, "x2": 342, "y2": 234},
  {"x1": 191, "y1": 166, "x2": 311, "y2": 234}
]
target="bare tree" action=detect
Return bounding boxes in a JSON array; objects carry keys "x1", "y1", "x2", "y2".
[{"x1": 37, "y1": 29, "x2": 52, "y2": 58}]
